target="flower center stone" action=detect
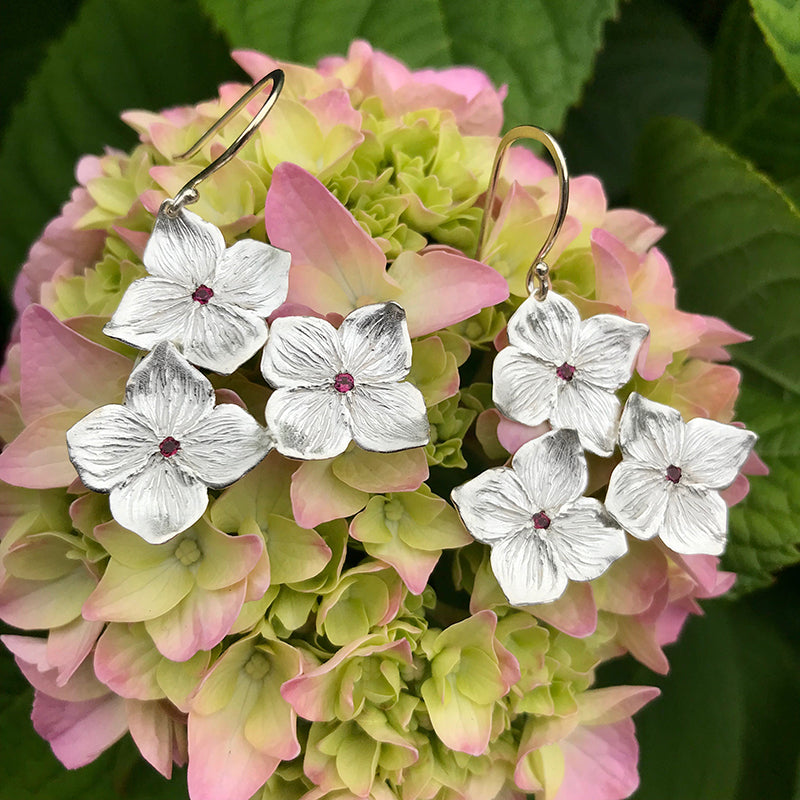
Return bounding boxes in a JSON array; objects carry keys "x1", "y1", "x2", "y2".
[
  {"x1": 532, "y1": 511, "x2": 551, "y2": 530},
  {"x1": 159, "y1": 436, "x2": 180, "y2": 457},
  {"x1": 192, "y1": 284, "x2": 214, "y2": 304},
  {"x1": 666, "y1": 464, "x2": 682, "y2": 484},
  {"x1": 334, "y1": 372, "x2": 355, "y2": 393},
  {"x1": 556, "y1": 362, "x2": 576, "y2": 381}
]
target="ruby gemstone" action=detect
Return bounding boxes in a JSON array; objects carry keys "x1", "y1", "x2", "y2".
[
  {"x1": 556, "y1": 362, "x2": 576, "y2": 382},
  {"x1": 532, "y1": 511, "x2": 551, "y2": 530},
  {"x1": 159, "y1": 436, "x2": 181, "y2": 457},
  {"x1": 192, "y1": 285, "x2": 214, "y2": 304},
  {"x1": 666, "y1": 465, "x2": 682, "y2": 484},
  {"x1": 334, "y1": 372, "x2": 355, "y2": 393}
]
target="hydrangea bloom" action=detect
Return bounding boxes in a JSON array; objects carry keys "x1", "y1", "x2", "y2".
[{"x1": 0, "y1": 41, "x2": 761, "y2": 800}]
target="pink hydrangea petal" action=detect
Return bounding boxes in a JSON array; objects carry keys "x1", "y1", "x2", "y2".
[
  {"x1": 32, "y1": 690, "x2": 128, "y2": 769},
  {"x1": 291, "y1": 459, "x2": 369, "y2": 528},
  {"x1": 145, "y1": 581, "x2": 247, "y2": 661},
  {"x1": 556, "y1": 719, "x2": 641, "y2": 800},
  {"x1": 532, "y1": 580, "x2": 598, "y2": 638},
  {"x1": 602, "y1": 209, "x2": 665, "y2": 253},
  {"x1": 388, "y1": 250, "x2": 509, "y2": 337},
  {"x1": 94, "y1": 623, "x2": 163, "y2": 700},
  {"x1": 265, "y1": 163, "x2": 400, "y2": 316},
  {"x1": 126, "y1": 699, "x2": 186, "y2": 779},
  {"x1": 577, "y1": 685, "x2": 660, "y2": 725},
  {"x1": 46, "y1": 617, "x2": 104, "y2": 686},
  {"x1": 19, "y1": 305, "x2": 131, "y2": 422}
]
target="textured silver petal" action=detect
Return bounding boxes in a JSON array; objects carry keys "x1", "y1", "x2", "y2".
[
  {"x1": 681, "y1": 417, "x2": 757, "y2": 490},
  {"x1": 181, "y1": 302, "x2": 268, "y2": 375},
  {"x1": 266, "y1": 386, "x2": 351, "y2": 460},
  {"x1": 261, "y1": 316, "x2": 342, "y2": 389},
  {"x1": 110, "y1": 456, "x2": 208, "y2": 544},
  {"x1": 511, "y1": 429, "x2": 587, "y2": 513},
  {"x1": 490, "y1": 532, "x2": 568, "y2": 606},
  {"x1": 177, "y1": 404, "x2": 273, "y2": 489},
  {"x1": 617, "y1": 392, "x2": 684, "y2": 468},
  {"x1": 66, "y1": 405, "x2": 156, "y2": 492},
  {"x1": 549, "y1": 497, "x2": 628, "y2": 581},
  {"x1": 451, "y1": 468, "x2": 533, "y2": 545},
  {"x1": 125, "y1": 342, "x2": 215, "y2": 437},
  {"x1": 660, "y1": 484, "x2": 728, "y2": 556},
  {"x1": 571, "y1": 315, "x2": 649, "y2": 390},
  {"x1": 103, "y1": 277, "x2": 195, "y2": 352},
  {"x1": 552, "y1": 379, "x2": 620, "y2": 457},
  {"x1": 347, "y1": 382, "x2": 430, "y2": 452},
  {"x1": 144, "y1": 207, "x2": 224, "y2": 286},
  {"x1": 506, "y1": 291, "x2": 578, "y2": 364},
  {"x1": 605, "y1": 461, "x2": 670, "y2": 541},
  {"x1": 338, "y1": 302, "x2": 412, "y2": 383},
  {"x1": 492, "y1": 348, "x2": 558, "y2": 427},
  {"x1": 212, "y1": 239, "x2": 291, "y2": 316}
]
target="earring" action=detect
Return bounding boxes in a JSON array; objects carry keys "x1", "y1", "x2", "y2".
[
  {"x1": 605, "y1": 392, "x2": 757, "y2": 556},
  {"x1": 66, "y1": 341, "x2": 273, "y2": 543},
  {"x1": 103, "y1": 70, "x2": 292, "y2": 375},
  {"x1": 260, "y1": 301, "x2": 430, "y2": 460},
  {"x1": 478, "y1": 126, "x2": 649, "y2": 457}
]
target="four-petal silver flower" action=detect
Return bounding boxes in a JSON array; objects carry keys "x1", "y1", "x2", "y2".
[
  {"x1": 451, "y1": 429, "x2": 628, "y2": 605},
  {"x1": 605, "y1": 392, "x2": 757, "y2": 555},
  {"x1": 261, "y1": 302, "x2": 430, "y2": 460},
  {"x1": 66, "y1": 341, "x2": 273, "y2": 543},
  {"x1": 493, "y1": 291, "x2": 649, "y2": 456},
  {"x1": 103, "y1": 207, "x2": 291, "y2": 374}
]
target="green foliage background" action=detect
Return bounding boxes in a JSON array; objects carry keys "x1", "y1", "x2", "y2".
[{"x1": 0, "y1": 0, "x2": 798, "y2": 797}]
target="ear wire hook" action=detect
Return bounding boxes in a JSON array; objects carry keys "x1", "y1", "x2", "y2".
[
  {"x1": 476, "y1": 125, "x2": 569, "y2": 300},
  {"x1": 163, "y1": 69, "x2": 285, "y2": 217}
]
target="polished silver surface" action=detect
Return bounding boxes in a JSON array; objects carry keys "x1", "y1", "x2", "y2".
[
  {"x1": 261, "y1": 302, "x2": 430, "y2": 460},
  {"x1": 492, "y1": 291, "x2": 649, "y2": 456},
  {"x1": 605, "y1": 392, "x2": 757, "y2": 556},
  {"x1": 452, "y1": 429, "x2": 627, "y2": 605},
  {"x1": 66, "y1": 341, "x2": 273, "y2": 543},
  {"x1": 104, "y1": 207, "x2": 290, "y2": 374}
]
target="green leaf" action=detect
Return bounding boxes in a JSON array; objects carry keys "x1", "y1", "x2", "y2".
[
  {"x1": 708, "y1": 0, "x2": 800, "y2": 192},
  {"x1": 561, "y1": 0, "x2": 710, "y2": 199},
  {"x1": 749, "y1": 0, "x2": 800, "y2": 94},
  {"x1": 0, "y1": 0, "x2": 235, "y2": 291},
  {"x1": 632, "y1": 117, "x2": 800, "y2": 588},
  {"x1": 199, "y1": 0, "x2": 620, "y2": 130}
]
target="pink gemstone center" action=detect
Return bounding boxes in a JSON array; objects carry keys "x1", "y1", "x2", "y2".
[
  {"x1": 532, "y1": 511, "x2": 551, "y2": 530},
  {"x1": 556, "y1": 362, "x2": 576, "y2": 381},
  {"x1": 334, "y1": 372, "x2": 355, "y2": 393},
  {"x1": 159, "y1": 436, "x2": 180, "y2": 457},
  {"x1": 666, "y1": 464, "x2": 682, "y2": 484},
  {"x1": 192, "y1": 285, "x2": 214, "y2": 304}
]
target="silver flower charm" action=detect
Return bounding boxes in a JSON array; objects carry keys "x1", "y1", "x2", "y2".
[
  {"x1": 261, "y1": 302, "x2": 429, "y2": 460},
  {"x1": 493, "y1": 291, "x2": 649, "y2": 456},
  {"x1": 66, "y1": 341, "x2": 273, "y2": 543},
  {"x1": 104, "y1": 207, "x2": 290, "y2": 374},
  {"x1": 451, "y1": 429, "x2": 628, "y2": 605},
  {"x1": 605, "y1": 392, "x2": 756, "y2": 556}
]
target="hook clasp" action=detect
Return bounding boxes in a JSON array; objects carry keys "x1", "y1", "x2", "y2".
[
  {"x1": 163, "y1": 69, "x2": 285, "y2": 217},
  {"x1": 477, "y1": 125, "x2": 569, "y2": 300}
]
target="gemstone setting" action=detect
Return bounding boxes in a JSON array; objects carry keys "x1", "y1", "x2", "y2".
[
  {"x1": 333, "y1": 372, "x2": 355, "y2": 393},
  {"x1": 159, "y1": 436, "x2": 181, "y2": 457},
  {"x1": 191, "y1": 285, "x2": 214, "y2": 304}
]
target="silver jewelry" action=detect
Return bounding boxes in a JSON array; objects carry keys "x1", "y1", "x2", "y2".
[
  {"x1": 451, "y1": 428, "x2": 627, "y2": 605},
  {"x1": 103, "y1": 71, "x2": 291, "y2": 375},
  {"x1": 261, "y1": 302, "x2": 430, "y2": 460},
  {"x1": 66, "y1": 341, "x2": 273, "y2": 543},
  {"x1": 605, "y1": 392, "x2": 757, "y2": 555}
]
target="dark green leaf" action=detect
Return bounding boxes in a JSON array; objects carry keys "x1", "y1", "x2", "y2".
[
  {"x1": 199, "y1": 0, "x2": 620, "y2": 130},
  {"x1": 0, "y1": 0, "x2": 236, "y2": 291},
  {"x1": 562, "y1": 0, "x2": 710, "y2": 200},
  {"x1": 632, "y1": 117, "x2": 800, "y2": 588},
  {"x1": 749, "y1": 0, "x2": 800, "y2": 94},
  {"x1": 708, "y1": 0, "x2": 800, "y2": 190}
]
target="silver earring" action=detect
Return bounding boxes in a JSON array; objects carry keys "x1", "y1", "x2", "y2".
[{"x1": 103, "y1": 70, "x2": 292, "y2": 375}]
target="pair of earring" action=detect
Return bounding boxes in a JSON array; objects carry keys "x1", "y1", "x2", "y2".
[
  {"x1": 66, "y1": 71, "x2": 429, "y2": 544},
  {"x1": 450, "y1": 127, "x2": 757, "y2": 606}
]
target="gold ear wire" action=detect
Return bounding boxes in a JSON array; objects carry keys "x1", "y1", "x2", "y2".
[
  {"x1": 477, "y1": 125, "x2": 569, "y2": 300},
  {"x1": 164, "y1": 69, "x2": 285, "y2": 217}
]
